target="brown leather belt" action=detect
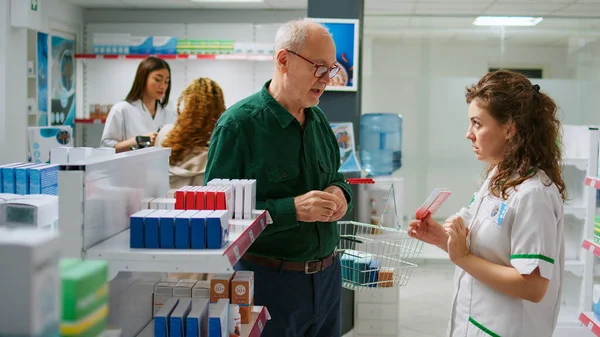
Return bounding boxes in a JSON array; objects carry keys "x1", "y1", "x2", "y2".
[{"x1": 241, "y1": 251, "x2": 337, "y2": 274}]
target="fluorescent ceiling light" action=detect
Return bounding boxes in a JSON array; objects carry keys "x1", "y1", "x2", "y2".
[{"x1": 473, "y1": 16, "x2": 543, "y2": 27}]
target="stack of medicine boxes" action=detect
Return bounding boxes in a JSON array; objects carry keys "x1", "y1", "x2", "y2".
[
  {"x1": 152, "y1": 270, "x2": 255, "y2": 337},
  {"x1": 0, "y1": 162, "x2": 59, "y2": 195},
  {"x1": 128, "y1": 179, "x2": 256, "y2": 250}
]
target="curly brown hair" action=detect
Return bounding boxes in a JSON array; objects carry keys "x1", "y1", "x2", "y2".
[
  {"x1": 162, "y1": 77, "x2": 225, "y2": 165},
  {"x1": 466, "y1": 70, "x2": 566, "y2": 201}
]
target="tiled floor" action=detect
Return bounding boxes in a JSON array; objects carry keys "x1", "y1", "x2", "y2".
[{"x1": 344, "y1": 260, "x2": 456, "y2": 337}]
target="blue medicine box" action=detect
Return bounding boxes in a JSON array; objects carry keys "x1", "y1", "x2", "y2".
[
  {"x1": 175, "y1": 210, "x2": 199, "y2": 249},
  {"x1": 129, "y1": 209, "x2": 156, "y2": 248},
  {"x1": 206, "y1": 210, "x2": 229, "y2": 249},
  {"x1": 145, "y1": 210, "x2": 170, "y2": 249},
  {"x1": 160, "y1": 210, "x2": 184, "y2": 249},
  {"x1": 190, "y1": 210, "x2": 213, "y2": 249}
]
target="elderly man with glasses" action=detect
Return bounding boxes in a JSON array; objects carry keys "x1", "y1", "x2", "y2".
[{"x1": 204, "y1": 18, "x2": 354, "y2": 337}]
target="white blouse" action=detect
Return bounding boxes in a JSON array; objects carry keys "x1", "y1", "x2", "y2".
[{"x1": 100, "y1": 99, "x2": 177, "y2": 148}]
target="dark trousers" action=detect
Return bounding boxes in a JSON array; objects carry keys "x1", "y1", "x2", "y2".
[{"x1": 235, "y1": 256, "x2": 342, "y2": 337}]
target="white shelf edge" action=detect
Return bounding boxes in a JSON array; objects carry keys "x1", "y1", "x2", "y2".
[
  {"x1": 563, "y1": 157, "x2": 588, "y2": 171},
  {"x1": 565, "y1": 259, "x2": 585, "y2": 277},
  {"x1": 564, "y1": 205, "x2": 587, "y2": 220},
  {"x1": 84, "y1": 210, "x2": 271, "y2": 278}
]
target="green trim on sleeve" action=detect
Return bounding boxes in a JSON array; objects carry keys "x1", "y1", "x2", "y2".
[
  {"x1": 510, "y1": 254, "x2": 554, "y2": 264},
  {"x1": 469, "y1": 317, "x2": 501, "y2": 337}
]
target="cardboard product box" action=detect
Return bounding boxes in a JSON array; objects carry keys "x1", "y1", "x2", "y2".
[
  {"x1": 192, "y1": 280, "x2": 210, "y2": 299},
  {"x1": 185, "y1": 298, "x2": 209, "y2": 337},
  {"x1": 173, "y1": 279, "x2": 198, "y2": 298},
  {"x1": 231, "y1": 276, "x2": 254, "y2": 324},
  {"x1": 0, "y1": 228, "x2": 61, "y2": 337},
  {"x1": 210, "y1": 274, "x2": 233, "y2": 303}
]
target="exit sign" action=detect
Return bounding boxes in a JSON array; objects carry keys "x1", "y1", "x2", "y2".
[{"x1": 30, "y1": 0, "x2": 38, "y2": 11}]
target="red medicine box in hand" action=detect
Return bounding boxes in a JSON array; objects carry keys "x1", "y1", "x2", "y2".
[{"x1": 415, "y1": 188, "x2": 452, "y2": 220}]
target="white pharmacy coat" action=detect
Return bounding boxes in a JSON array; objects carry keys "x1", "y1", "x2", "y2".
[
  {"x1": 100, "y1": 99, "x2": 176, "y2": 148},
  {"x1": 447, "y1": 168, "x2": 564, "y2": 337}
]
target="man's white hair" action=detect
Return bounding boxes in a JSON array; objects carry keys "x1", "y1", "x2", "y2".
[{"x1": 274, "y1": 18, "x2": 325, "y2": 53}]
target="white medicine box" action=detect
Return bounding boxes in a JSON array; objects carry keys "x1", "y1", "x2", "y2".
[{"x1": 0, "y1": 228, "x2": 61, "y2": 337}]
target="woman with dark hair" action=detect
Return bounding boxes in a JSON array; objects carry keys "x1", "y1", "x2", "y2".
[
  {"x1": 155, "y1": 77, "x2": 226, "y2": 189},
  {"x1": 101, "y1": 56, "x2": 176, "y2": 152},
  {"x1": 409, "y1": 70, "x2": 565, "y2": 336}
]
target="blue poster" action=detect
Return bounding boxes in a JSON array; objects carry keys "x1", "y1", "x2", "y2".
[
  {"x1": 50, "y1": 36, "x2": 76, "y2": 128},
  {"x1": 331, "y1": 122, "x2": 361, "y2": 173},
  {"x1": 311, "y1": 18, "x2": 359, "y2": 92},
  {"x1": 37, "y1": 32, "x2": 48, "y2": 126}
]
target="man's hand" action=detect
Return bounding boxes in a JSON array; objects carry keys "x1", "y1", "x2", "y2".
[
  {"x1": 324, "y1": 185, "x2": 348, "y2": 221},
  {"x1": 294, "y1": 190, "x2": 342, "y2": 222}
]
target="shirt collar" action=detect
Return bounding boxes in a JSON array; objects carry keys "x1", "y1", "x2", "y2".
[{"x1": 260, "y1": 80, "x2": 321, "y2": 128}]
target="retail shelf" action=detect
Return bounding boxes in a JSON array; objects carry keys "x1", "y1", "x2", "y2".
[
  {"x1": 579, "y1": 312, "x2": 600, "y2": 336},
  {"x1": 583, "y1": 240, "x2": 600, "y2": 258},
  {"x1": 585, "y1": 176, "x2": 600, "y2": 190},
  {"x1": 136, "y1": 306, "x2": 270, "y2": 337},
  {"x1": 563, "y1": 157, "x2": 588, "y2": 171},
  {"x1": 75, "y1": 53, "x2": 273, "y2": 61},
  {"x1": 85, "y1": 210, "x2": 271, "y2": 278},
  {"x1": 565, "y1": 259, "x2": 585, "y2": 277},
  {"x1": 75, "y1": 118, "x2": 106, "y2": 124},
  {"x1": 565, "y1": 205, "x2": 587, "y2": 220}
]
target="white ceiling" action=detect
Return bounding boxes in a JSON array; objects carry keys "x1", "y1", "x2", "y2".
[
  {"x1": 62, "y1": 0, "x2": 600, "y2": 17},
  {"x1": 62, "y1": 0, "x2": 600, "y2": 47}
]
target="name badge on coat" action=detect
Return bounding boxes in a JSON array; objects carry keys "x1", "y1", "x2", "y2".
[{"x1": 489, "y1": 201, "x2": 509, "y2": 228}]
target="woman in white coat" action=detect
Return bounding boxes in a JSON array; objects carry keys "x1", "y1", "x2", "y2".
[
  {"x1": 100, "y1": 56, "x2": 177, "y2": 152},
  {"x1": 409, "y1": 70, "x2": 565, "y2": 337}
]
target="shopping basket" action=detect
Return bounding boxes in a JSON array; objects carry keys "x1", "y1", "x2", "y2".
[{"x1": 337, "y1": 178, "x2": 423, "y2": 291}]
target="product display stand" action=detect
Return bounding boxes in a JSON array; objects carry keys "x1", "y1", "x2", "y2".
[
  {"x1": 57, "y1": 147, "x2": 272, "y2": 337},
  {"x1": 554, "y1": 125, "x2": 599, "y2": 336}
]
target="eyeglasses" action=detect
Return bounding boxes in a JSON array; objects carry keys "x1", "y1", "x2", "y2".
[{"x1": 286, "y1": 49, "x2": 340, "y2": 79}]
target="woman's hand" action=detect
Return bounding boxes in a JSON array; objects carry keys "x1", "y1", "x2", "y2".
[
  {"x1": 408, "y1": 215, "x2": 448, "y2": 252},
  {"x1": 444, "y1": 215, "x2": 470, "y2": 264},
  {"x1": 143, "y1": 131, "x2": 158, "y2": 146}
]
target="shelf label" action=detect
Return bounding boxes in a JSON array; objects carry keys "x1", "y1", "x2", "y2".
[
  {"x1": 591, "y1": 245, "x2": 595, "y2": 253},
  {"x1": 249, "y1": 230, "x2": 255, "y2": 243},
  {"x1": 233, "y1": 246, "x2": 240, "y2": 260},
  {"x1": 188, "y1": 54, "x2": 198, "y2": 59},
  {"x1": 589, "y1": 321, "x2": 594, "y2": 330},
  {"x1": 260, "y1": 217, "x2": 265, "y2": 230},
  {"x1": 258, "y1": 320, "x2": 264, "y2": 332}
]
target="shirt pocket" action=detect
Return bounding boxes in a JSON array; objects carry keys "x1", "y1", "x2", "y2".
[
  {"x1": 318, "y1": 158, "x2": 335, "y2": 188},
  {"x1": 266, "y1": 163, "x2": 300, "y2": 183}
]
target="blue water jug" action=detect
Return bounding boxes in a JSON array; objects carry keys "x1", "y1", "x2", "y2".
[{"x1": 360, "y1": 113, "x2": 403, "y2": 176}]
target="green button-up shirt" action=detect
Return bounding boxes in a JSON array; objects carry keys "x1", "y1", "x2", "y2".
[{"x1": 204, "y1": 80, "x2": 354, "y2": 262}]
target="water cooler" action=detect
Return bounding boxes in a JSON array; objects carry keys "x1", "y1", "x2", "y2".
[{"x1": 352, "y1": 113, "x2": 405, "y2": 337}]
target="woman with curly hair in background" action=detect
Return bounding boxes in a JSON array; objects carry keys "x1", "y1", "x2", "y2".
[
  {"x1": 156, "y1": 77, "x2": 226, "y2": 189},
  {"x1": 409, "y1": 70, "x2": 565, "y2": 337}
]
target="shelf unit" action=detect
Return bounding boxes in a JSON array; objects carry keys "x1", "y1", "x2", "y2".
[
  {"x1": 75, "y1": 53, "x2": 273, "y2": 61},
  {"x1": 579, "y1": 312, "x2": 600, "y2": 336},
  {"x1": 76, "y1": 22, "x2": 284, "y2": 127},
  {"x1": 86, "y1": 211, "x2": 270, "y2": 279},
  {"x1": 136, "y1": 306, "x2": 271, "y2": 337},
  {"x1": 579, "y1": 173, "x2": 600, "y2": 337},
  {"x1": 554, "y1": 126, "x2": 599, "y2": 336},
  {"x1": 58, "y1": 148, "x2": 272, "y2": 337}
]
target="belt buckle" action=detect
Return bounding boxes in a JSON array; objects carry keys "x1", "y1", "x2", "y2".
[{"x1": 304, "y1": 259, "x2": 323, "y2": 274}]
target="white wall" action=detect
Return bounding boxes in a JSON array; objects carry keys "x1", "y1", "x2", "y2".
[
  {"x1": 0, "y1": 0, "x2": 83, "y2": 164},
  {"x1": 361, "y1": 38, "x2": 593, "y2": 259}
]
